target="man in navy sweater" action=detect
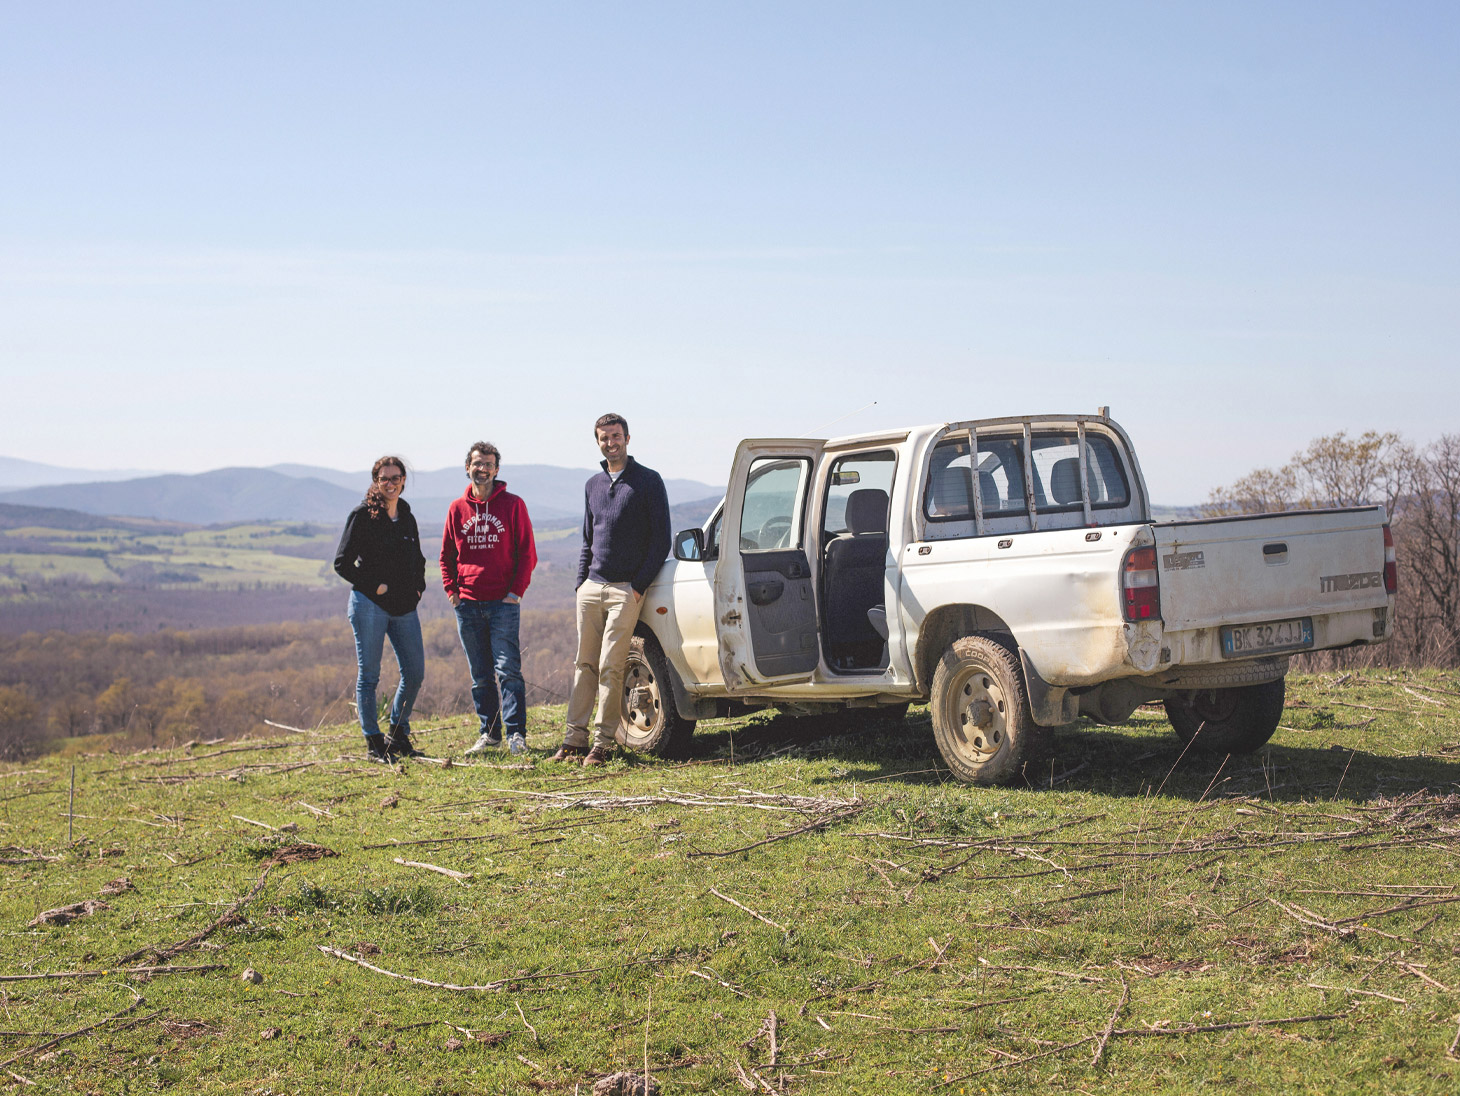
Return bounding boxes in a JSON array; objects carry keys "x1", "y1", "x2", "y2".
[{"x1": 552, "y1": 413, "x2": 671, "y2": 766}]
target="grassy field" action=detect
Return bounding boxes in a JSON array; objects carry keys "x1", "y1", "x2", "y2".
[
  {"x1": 0, "y1": 520, "x2": 338, "y2": 592},
  {"x1": 2, "y1": 671, "x2": 1458, "y2": 1094}
]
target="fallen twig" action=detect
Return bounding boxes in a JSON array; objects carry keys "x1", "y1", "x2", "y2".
[
  {"x1": 939, "y1": 1008, "x2": 1349, "y2": 1086},
  {"x1": 688, "y1": 969, "x2": 751, "y2": 998},
  {"x1": 115, "y1": 864, "x2": 275, "y2": 965},
  {"x1": 0, "y1": 992, "x2": 146, "y2": 1070},
  {"x1": 1091, "y1": 976, "x2": 1130, "y2": 1067},
  {"x1": 710, "y1": 888, "x2": 785, "y2": 931},
  {"x1": 689, "y1": 804, "x2": 863, "y2": 859},
  {"x1": 1306, "y1": 983, "x2": 1406, "y2": 1003},
  {"x1": 1267, "y1": 897, "x2": 1354, "y2": 937},
  {"x1": 320, "y1": 945, "x2": 687, "y2": 992},
  {"x1": 1330, "y1": 893, "x2": 1460, "y2": 926},
  {"x1": 393, "y1": 858, "x2": 473, "y2": 882},
  {"x1": 319, "y1": 945, "x2": 507, "y2": 992},
  {"x1": 1402, "y1": 686, "x2": 1445, "y2": 707},
  {"x1": 515, "y1": 1001, "x2": 539, "y2": 1045},
  {"x1": 0, "y1": 963, "x2": 223, "y2": 983},
  {"x1": 263, "y1": 719, "x2": 313, "y2": 733},
  {"x1": 1109, "y1": 1010, "x2": 1348, "y2": 1037}
]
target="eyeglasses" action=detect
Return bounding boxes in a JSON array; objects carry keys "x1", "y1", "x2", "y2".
[{"x1": 377, "y1": 473, "x2": 404, "y2": 485}]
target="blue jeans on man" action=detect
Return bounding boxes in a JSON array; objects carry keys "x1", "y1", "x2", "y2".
[
  {"x1": 347, "y1": 589, "x2": 425, "y2": 739},
  {"x1": 454, "y1": 598, "x2": 525, "y2": 740}
]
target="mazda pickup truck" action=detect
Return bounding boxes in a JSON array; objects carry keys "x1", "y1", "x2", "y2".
[{"x1": 616, "y1": 410, "x2": 1396, "y2": 784}]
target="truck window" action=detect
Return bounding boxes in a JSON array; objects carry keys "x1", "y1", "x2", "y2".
[
  {"x1": 924, "y1": 436, "x2": 1026, "y2": 521},
  {"x1": 923, "y1": 429, "x2": 1131, "y2": 530},
  {"x1": 822, "y1": 450, "x2": 896, "y2": 537},
  {"x1": 1028, "y1": 433, "x2": 1130, "y2": 510},
  {"x1": 740, "y1": 458, "x2": 810, "y2": 551}
]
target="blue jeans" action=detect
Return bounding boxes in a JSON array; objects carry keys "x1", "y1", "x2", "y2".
[
  {"x1": 454, "y1": 598, "x2": 525, "y2": 738},
  {"x1": 347, "y1": 590, "x2": 425, "y2": 739}
]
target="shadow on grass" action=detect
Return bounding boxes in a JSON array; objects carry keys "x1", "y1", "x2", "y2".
[{"x1": 680, "y1": 708, "x2": 1460, "y2": 804}]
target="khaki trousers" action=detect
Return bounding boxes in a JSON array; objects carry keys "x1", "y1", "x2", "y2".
[{"x1": 566, "y1": 580, "x2": 643, "y2": 749}]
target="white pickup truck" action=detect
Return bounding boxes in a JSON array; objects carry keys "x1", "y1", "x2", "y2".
[{"x1": 617, "y1": 411, "x2": 1397, "y2": 784}]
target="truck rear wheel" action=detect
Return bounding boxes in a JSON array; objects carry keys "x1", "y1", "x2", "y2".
[
  {"x1": 618, "y1": 636, "x2": 696, "y2": 759},
  {"x1": 1163, "y1": 678, "x2": 1286, "y2": 754},
  {"x1": 930, "y1": 636, "x2": 1048, "y2": 785}
]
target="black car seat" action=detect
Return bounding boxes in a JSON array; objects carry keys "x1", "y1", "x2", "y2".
[{"x1": 823, "y1": 488, "x2": 890, "y2": 667}]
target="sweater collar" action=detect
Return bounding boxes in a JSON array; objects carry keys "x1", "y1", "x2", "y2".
[{"x1": 599, "y1": 455, "x2": 636, "y2": 476}]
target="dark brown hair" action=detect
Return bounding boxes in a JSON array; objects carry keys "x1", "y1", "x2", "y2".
[
  {"x1": 594, "y1": 413, "x2": 629, "y2": 437},
  {"x1": 364, "y1": 456, "x2": 406, "y2": 519},
  {"x1": 464, "y1": 441, "x2": 501, "y2": 470}
]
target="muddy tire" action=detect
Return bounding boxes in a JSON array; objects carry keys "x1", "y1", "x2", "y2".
[
  {"x1": 1163, "y1": 678, "x2": 1286, "y2": 754},
  {"x1": 929, "y1": 635, "x2": 1049, "y2": 785},
  {"x1": 617, "y1": 636, "x2": 695, "y2": 759}
]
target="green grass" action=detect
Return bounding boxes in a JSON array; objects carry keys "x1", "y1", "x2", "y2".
[
  {"x1": 2, "y1": 672, "x2": 1458, "y2": 1093},
  {"x1": 0, "y1": 519, "x2": 337, "y2": 590}
]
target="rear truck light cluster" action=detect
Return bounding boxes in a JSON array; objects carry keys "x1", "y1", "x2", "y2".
[
  {"x1": 1121, "y1": 545, "x2": 1160, "y2": 621},
  {"x1": 1383, "y1": 524, "x2": 1398, "y2": 594}
]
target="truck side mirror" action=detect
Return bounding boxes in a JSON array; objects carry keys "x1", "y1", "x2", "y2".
[{"x1": 673, "y1": 527, "x2": 705, "y2": 562}]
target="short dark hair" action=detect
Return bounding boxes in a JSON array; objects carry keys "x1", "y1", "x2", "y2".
[
  {"x1": 464, "y1": 441, "x2": 501, "y2": 470},
  {"x1": 594, "y1": 413, "x2": 629, "y2": 437}
]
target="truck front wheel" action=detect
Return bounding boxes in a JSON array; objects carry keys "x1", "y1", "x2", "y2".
[
  {"x1": 618, "y1": 636, "x2": 696, "y2": 759},
  {"x1": 930, "y1": 636, "x2": 1048, "y2": 785},
  {"x1": 1163, "y1": 678, "x2": 1286, "y2": 754}
]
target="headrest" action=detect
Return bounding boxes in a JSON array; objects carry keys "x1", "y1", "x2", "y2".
[
  {"x1": 845, "y1": 488, "x2": 889, "y2": 535},
  {"x1": 1049, "y1": 457, "x2": 1083, "y2": 506}
]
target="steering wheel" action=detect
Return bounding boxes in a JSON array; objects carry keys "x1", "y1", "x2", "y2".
[{"x1": 757, "y1": 517, "x2": 792, "y2": 549}]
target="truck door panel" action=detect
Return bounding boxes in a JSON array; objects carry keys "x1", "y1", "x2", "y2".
[{"x1": 713, "y1": 442, "x2": 824, "y2": 690}]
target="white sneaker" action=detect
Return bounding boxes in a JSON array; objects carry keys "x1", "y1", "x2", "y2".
[
  {"x1": 464, "y1": 732, "x2": 502, "y2": 756},
  {"x1": 506, "y1": 733, "x2": 527, "y2": 756}
]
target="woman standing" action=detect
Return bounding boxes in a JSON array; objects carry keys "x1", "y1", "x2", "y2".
[{"x1": 333, "y1": 456, "x2": 427, "y2": 761}]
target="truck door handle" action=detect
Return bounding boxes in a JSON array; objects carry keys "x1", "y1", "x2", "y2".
[{"x1": 748, "y1": 579, "x2": 784, "y2": 605}]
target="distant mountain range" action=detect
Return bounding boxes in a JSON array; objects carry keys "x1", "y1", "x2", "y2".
[
  {"x1": 0, "y1": 455, "x2": 160, "y2": 489},
  {"x1": 0, "y1": 457, "x2": 721, "y2": 529}
]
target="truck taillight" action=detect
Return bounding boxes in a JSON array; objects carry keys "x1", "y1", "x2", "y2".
[
  {"x1": 1383, "y1": 524, "x2": 1397, "y2": 594},
  {"x1": 1121, "y1": 545, "x2": 1160, "y2": 621}
]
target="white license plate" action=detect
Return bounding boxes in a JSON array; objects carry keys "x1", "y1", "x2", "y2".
[{"x1": 1221, "y1": 617, "x2": 1313, "y2": 658}]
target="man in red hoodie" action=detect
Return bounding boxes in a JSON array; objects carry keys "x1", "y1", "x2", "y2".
[{"x1": 441, "y1": 441, "x2": 538, "y2": 755}]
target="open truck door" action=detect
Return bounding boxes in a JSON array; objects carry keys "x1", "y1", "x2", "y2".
[{"x1": 713, "y1": 438, "x2": 825, "y2": 690}]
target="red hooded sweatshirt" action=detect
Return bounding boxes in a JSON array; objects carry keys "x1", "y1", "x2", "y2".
[{"x1": 440, "y1": 482, "x2": 537, "y2": 602}]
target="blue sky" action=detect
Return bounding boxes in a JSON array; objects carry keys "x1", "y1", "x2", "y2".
[{"x1": 2, "y1": 1, "x2": 1456, "y2": 503}]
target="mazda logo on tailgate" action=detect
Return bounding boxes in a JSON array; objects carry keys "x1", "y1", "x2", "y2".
[{"x1": 1320, "y1": 572, "x2": 1382, "y2": 593}]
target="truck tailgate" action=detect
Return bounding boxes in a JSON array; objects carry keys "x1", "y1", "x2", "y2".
[{"x1": 1152, "y1": 507, "x2": 1388, "y2": 633}]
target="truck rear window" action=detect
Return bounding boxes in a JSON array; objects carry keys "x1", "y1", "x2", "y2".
[{"x1": 924, "y1": 432, "x2": 1130, "y2": 525}]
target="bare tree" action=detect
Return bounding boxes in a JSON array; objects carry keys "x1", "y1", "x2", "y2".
[
  {"x1": 1394, "y1": 434, "x2": 1460, "y2": 666},
  {"x1": 1204, "y1": 430, "x2": 1403, "y2": 517}
]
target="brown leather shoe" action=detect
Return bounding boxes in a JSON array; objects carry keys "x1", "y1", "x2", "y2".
[
  {"x1": 582, "y1": 745, "x2": 612, "y2": 767},
  {"x1": 550, "y1": 745, "x2": 588, "y2": 763}
]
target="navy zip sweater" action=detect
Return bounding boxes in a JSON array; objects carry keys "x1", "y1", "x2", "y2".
[{"x1": 576, "y1": 456, "x2": 671, "y2": 594}]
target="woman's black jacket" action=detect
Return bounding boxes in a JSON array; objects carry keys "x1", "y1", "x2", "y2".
[{"x1": 333, "y1": 498, "x2": 428, "y2": 617}]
